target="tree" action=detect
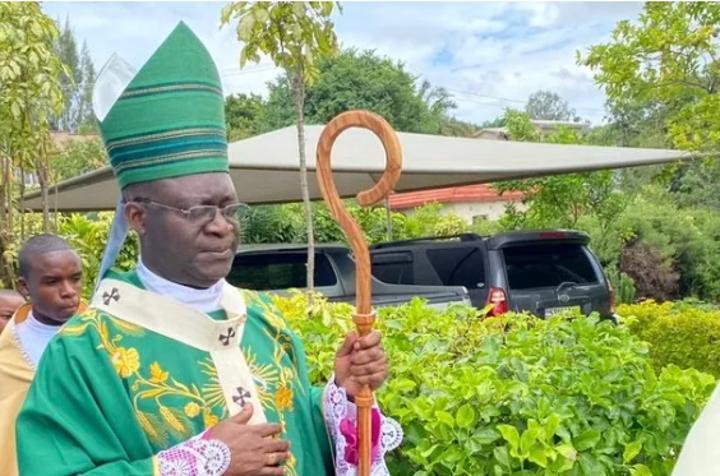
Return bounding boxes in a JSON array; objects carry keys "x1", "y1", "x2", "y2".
[
  {"x1": 525, "y1": 90, "x2": 579, "y2": 122},
  {"x1": 224, "y1": 92, "x2": 267, "y2": 141},
  {"x1": 581, "y1": 2, "x2": 720, "y2": 153},
  {"x1": 581, "y1": 3, "x2": 720, "y2": 214},
  {"x1": 51, "y1": 136, "x2": 106, "y2": 182},
  {"x1": 494, "y1": 110, "x2": 627, "y2": 240},
  {"x1": 53, "y1": 16, "x2": 79, "y2": 131},
  {"x1": 261, "y1": 49, "x2": 471, "y2": 135},
  {"x1": 76, "y1": 40, "x2": 96, "y2": 131},
  {"x1": 221, "y1": 49, "x2": 479, "y2": 139},
  {"x1": 222, "y1": 1, "x2": 339, "y2": 293},
  {"x1": 0, "y1": 2, "x2": 66, "y2": 285},
  {"x1": 481, "y1": 116, "x2": 507, "y2": 128},
  {"x1": 52, "y1": 17, "x2": 95, "y2": 132}
]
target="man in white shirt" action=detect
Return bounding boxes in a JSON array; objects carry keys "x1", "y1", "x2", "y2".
[{"x1": 0, "y1": 234, "x2": 83, "y2": 475}]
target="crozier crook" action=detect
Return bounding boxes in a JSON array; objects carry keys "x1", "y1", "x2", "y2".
[{"x1": 316, "y1": 110, "x2": 403, "y2": 476}]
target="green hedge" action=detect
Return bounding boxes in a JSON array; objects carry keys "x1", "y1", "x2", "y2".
[
  {"x1": 619, "y1": 300, "x2": 720, "y2": 378},
  {"x1": 279, "y1": 295, "x2": 714, "y2": 475}
]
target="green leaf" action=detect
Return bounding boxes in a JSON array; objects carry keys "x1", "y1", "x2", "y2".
[
  {"x1": 456, "y1": 404, "x2": 476, "y2": 428},
  {"x1": 474, "y1": 428, "x2": 500, "y2": 445},
  {"x1": 321, "y1": 1, "x2": 334, "y2": 16},
  {"x1": 497, "y1": 424, "x2": 520, "y2": 450},
  {"x1": 555, "y1": 443, "x2": 577, "y2": 461},
  {"x1": 544, "y1": 413, "x2": 561, "y2": 437},
  {"x1": 629, "y1": 464, "x2": 653, "y2": 476},
  {"x1": 435, "y1": 410, "x2": 455, "y2": 428},
  {"x1": 528, "y1": 446, "x2": 548, "y2": 468},
  {"x1": 440, "y1": 446, "x2": 464, "y2": 465},
  {"x1": 578, "y1": 453, "x2": 605, "y2": 476},
  {"x1": 392, "y1": 378, "x2": 416, "y2": 392},
  {"x1": 253, "y1": 6, "x2": 269, "y2": 24},
  {"x1": 420, "y1": 444, "x2": 438, "y2": 459},
  {"x1": 238, "y1": 13, "x2": 255, "y2": 42},
  {"x1": 219, "y1": 4, "x2": 235, "y2": 25},
  {"x1": 575, "y1": 429, "x2": 601, "y2": 451},
  {"x1": 30, "y1": 21, "x2": 42, "y2": 37},
  {"x1": 292, "y1": 2, "x2": 306, "y2": 18},
  {"x1": 493, "y1": 445, "x2": 511, "y2": 469},
  {"x1": 520, "y1": 424, "x2": 541, "y2": 455},
  {"x1": 623, "y1": 439, "x2": 643, "y2": 464},
  {"x1": 10, "y1": 101, "x2": 21, "y2": 119}
]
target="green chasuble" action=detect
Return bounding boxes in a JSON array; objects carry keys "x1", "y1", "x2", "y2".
[{"x1": 16, "y1": 270, "x2": 334, "y2": 475}]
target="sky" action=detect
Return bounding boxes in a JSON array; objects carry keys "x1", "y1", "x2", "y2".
[{"x1": 42, "y1": 1, "x2": 644, "y2": 126}]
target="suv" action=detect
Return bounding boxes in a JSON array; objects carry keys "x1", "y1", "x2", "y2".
[
  {"x1": 370, "y1": 230, "x2": 613, "y2": 318},
  {"x1": 226, "y1": 244, "x2": 471, "y2": 309}
]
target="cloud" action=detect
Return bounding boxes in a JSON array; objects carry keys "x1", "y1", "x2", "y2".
[
  {"x1": 515, "y1": 3, "x2": 560, "y2": 28},
  {"x1": 43, "y1": 1, "x2": 644, "y2": 125}
]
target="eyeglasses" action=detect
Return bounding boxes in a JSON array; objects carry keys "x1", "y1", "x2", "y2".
[{"x1": 130, "y1": 197, "x2": 248, "y2": 227}]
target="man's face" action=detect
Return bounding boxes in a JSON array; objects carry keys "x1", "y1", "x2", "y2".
[
  {"x1": 18, "y1": 250, "x2": 83, "y2": 325},
  {"x1": 135, "y1": 173, "x2": 240, "y2": 288},
  {"x1": 0, "y1": 293, "x2": 25, "y2": 333}
]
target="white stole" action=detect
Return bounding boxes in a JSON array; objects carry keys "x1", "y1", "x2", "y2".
[{"x1": 92, "y1": 278, "x2": 266, "y2": 424}]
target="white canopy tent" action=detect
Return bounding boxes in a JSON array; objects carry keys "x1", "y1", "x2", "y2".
[{"x1": 23, "y1": 125, "x2": 692, "y2": 211}]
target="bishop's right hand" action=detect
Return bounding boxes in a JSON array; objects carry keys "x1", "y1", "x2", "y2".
[{"x1": 211, "y1": 404, "x2": 290, "y2": 475}]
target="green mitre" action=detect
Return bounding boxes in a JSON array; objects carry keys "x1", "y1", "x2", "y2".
[{"x1": 99, "y1": 21, "x2": 229, "y2": 189}]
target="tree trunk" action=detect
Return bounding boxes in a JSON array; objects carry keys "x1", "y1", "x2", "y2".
[
  {"x1": 19, "y1": 166, "x2": 25, "y2": 240},
  {"x1": 0, "y1": 154, "x2": 11, "y2": 287},
  {"x1": 54, "y1": 180, "x2": 59, "y2": 231},
  {"x1": 0, "y1": 149, "x2": 17, "y2": 287},
  {"x1": 384, "y1": 196, "x2": 393, "y2": 241},
  {"x1": 291, "y1": 73, "x2": 315, "y2": 294},
  {"x1": 4, "y1": 153, "x2": 14, "y2": 239},
  {"x1": 35, "y1": 143, "x2": 50, "y2": 232}
]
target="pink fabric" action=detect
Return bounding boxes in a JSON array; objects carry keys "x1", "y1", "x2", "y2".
[
  {"x1": 339, "y1": 408, "x2": 382, "y2": 465},
  {"x1": 323, "y1": 376, "x2": 403, "y2": 475}
]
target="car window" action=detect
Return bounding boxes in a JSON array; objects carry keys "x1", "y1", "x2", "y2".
[
  {"x1": 228, "y1": 252, "x2": 337, "y2": 289},
  {"x1": 371, "y1": 252, "x2": 414, "y2": 284},
  {"x1": 425, "y1": 247, "x2": 485, "y2": 289},
  {"x1": 502, "y1": 243, "x2": 599, "y2": 290}
]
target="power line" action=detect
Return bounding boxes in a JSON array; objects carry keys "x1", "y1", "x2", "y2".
[
  {"x1": 448, "y1": 89, "x2": 526, "y2": 105},
  {"x1": 220, "y1": 65, "x2": 279, "y2": 76},
  {"x1": 448, "y1": 88, "x2": 606, "y2": 114}
]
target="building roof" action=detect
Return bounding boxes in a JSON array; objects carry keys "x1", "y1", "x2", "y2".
[
  {"x1": 389, "y1": 184, "x2": 523, "y2": 210},
  {"x1": 474, "y1": 119, "x2": 590, "y2": 141}
]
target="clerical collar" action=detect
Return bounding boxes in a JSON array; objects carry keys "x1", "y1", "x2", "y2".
[{"x1": 136, "y1": 259, "x2": 225, "y2": 313}]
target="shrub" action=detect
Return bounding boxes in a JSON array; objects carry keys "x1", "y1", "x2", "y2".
[
  {"x1": 59, "y1": 213, "x2": 138, "y2": 298},
  {"x1": 619, "y1": 300, "x2": 720, "y2": 378},
  {"x1": 620, "y1": 241, "x2": 679, "y2": 301},
  {"x1": 616, "y1": 188, "x2": 720, "y2": 301},
  {"x1": 280, "y1": 295, "x2": 715, "y2": 475},
  {"x1": 577, "y1": 186, "x2": 720, "y2": 303},
  {"x1": 604, "y1": 265, "x2": 637, "y2": 305}
]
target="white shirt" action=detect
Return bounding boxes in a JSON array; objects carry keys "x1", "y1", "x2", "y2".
[
  {"x1": 15, "y1": 311, "x2": 62, "y2": 367},
  {"x1": 136, "y1": 259, "x2": 225, "y2": 313}
]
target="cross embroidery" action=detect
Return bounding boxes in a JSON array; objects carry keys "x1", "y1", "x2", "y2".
[
  {"x1": 218, "y1": 327, "x2": 236, "y2": 346},
  {"x1": 232, "y1": 386, "x2": 251, "y2": 407},
  {"x1": 103, "y1": 288, "x2": 120, "y2": 306}
]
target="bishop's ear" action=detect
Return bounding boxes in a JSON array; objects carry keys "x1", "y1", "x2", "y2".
[{"x1": 124, "y1": 201, "x2": 148, "y2": 236}]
